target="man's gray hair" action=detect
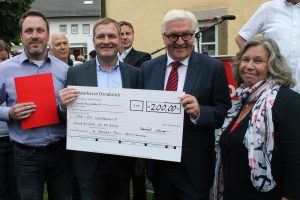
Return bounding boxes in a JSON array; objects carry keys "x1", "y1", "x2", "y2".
[
  {"x1": 161, "y1": 10, "x2": 198, "y2": 34},
  {"x1": 49, "y1": 33, "x2": 69, "y2": 48}
]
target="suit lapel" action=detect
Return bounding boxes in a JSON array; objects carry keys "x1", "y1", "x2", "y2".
[
  {"x1": 153, "y1": 56, "x2": 167, "y2": 90},
  {"x1": 85, "y1": 60, "x2": 98, "y2": 87},
  {"x1": 124, "y1": 48, "x2": 136, "y2": 64},
  {"x1": 120, "y1": 62, "x2": 130, "y2": 88},
  {"x1": 183, "y1": 51, "x2": 203, "y2": 93}
]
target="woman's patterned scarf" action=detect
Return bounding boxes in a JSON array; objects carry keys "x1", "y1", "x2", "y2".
[{"x1": 213, "y1": 78, "x2": 280, "y2": 199}]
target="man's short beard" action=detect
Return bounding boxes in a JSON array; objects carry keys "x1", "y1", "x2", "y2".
[
  {"x1": 26, "y1": 48, "x2": 47, "y2": 59},
  {"x1": 29, "y1": 50, "x2": 43, "y2": 56}
]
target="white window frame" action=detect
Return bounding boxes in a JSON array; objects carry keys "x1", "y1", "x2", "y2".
[
  {"x1": 82, "y1": 24, "x2": 90, "y2": 34},
  {"x1": 195, "y1": 23, "x2": 219, "y2": 56},
  {"x1": 59, "y1": 24, "x2": 67, "y2": 34},
  {"x1": 71, "y1": 24, "x2": 79, "y2": 34}
]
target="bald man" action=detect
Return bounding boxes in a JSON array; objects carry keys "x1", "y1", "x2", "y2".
[{"x1": 50, "y1": 33, "x2": 71, "y2": 65}]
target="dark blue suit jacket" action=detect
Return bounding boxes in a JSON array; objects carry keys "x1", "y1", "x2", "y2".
[
  {"x1": 139, "y1": 51, "x2": 231, "y2": 192},
  {"x1": 123, "y1": 48, "x2": 151, "y2": 68},
  {"x1": 65, "y1": 59, "x2": 139, "y2": 179}
]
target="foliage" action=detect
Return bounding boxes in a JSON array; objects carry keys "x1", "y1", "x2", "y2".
[{"x1": 0, "y1": 0, "x2": 34, "y2": 47}]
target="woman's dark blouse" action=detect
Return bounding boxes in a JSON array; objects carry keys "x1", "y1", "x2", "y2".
[{"x1": 220, "y1": 87, "x2": 300, "y2": 200}]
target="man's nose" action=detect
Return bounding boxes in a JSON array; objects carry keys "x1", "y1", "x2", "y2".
[
  {"x1": 31, "y1": 30, "x2": 38, "y2": 38},
  {"x1": 176, "y1": 36, "x2": 185, "y2": 45},
  {"x1": 103, "y1": 36, "x2": 111, "y2": 43}
]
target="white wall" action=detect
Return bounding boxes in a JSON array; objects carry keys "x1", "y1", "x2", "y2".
[
  {"x1": 49, "y1": 17, "x2": 98, "y2": 57},
  {"x1": 12, "y1": 17, "x2": 99, "y2": 57}
]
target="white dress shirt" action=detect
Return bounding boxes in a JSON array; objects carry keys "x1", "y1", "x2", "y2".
[
  {"x1": 118, "y1": 46, "x2": 133, "y2": 62},
  {"x1": 238, "y1": 0, "x2": 300, "y2": 93},
  {"x1": 164, "y1": 55, "x2": 189, "y2": 92}
]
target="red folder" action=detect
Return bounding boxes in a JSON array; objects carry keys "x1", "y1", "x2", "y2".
[{"x1": 14, "y1": 73, "x2": 59, "y2": 129}]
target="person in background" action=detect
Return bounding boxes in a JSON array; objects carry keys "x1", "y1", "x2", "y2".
[
  {"x1": 50, "y1": 33, "x2": 73, "y2": 66},
  {"x1": 77, "y1": 55, "x2": 86, "y2": 63},
  {"x1": 70, "y1": 54, "x2": 82, "y2": 66},
  {"x1": 118, "y1": 21, "x2": 151, "y2": 68},
  {"x1": 0, "y1": 10, "x2": 72, "y2": 200},
  {"x1": 139, "y1": 9, "x2": 231, "y2": 200},
  {"x1": 10, "y1": 50, "x2": 22, "y2": 57},
  {"x1": 59, "y1": 17, "x2": 138, "y2": 200},
  {"x1": 49, "y1": 33, "x2": 81, "y2": 200},
  {"x1": 0, "y1": 39, "x2": 19, "y2": 200},
  {"x1": 118, "y1": 20, "x2": 151, "y2": 200},
  {"x1": 235, "y1": 0, "x2": 300, "y2": 93},
  {"x1": 89, "y1": 50, "x2": 96, "y2": 60},
  {"x1": 0, "y1": 39, "x2": 9, "y2": 62},
  {"x1": 214, "y1": 37, "x2": 300, "y2": 200}
]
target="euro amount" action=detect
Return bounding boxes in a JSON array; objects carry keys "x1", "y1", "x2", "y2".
[{"x1": 146, "y1": 101, "x2": 181, "y2": 114}]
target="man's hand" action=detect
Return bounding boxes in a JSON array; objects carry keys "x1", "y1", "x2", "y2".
[
  {"x1": 180, "y1": 94, "x2": 200, "y2": 118},
  {"x1": 59, "y1": 88, "x2": 79, "y2": 110},
  {"x1": 9, "y1": 102, "x2": 36, "y2": 120}
]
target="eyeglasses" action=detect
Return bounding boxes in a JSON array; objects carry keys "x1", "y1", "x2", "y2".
[{"x1": 163, "y1": 32, "x2": 195, "y2": 42}]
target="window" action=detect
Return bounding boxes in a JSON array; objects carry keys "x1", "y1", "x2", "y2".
[
  {"x1": 195, "y1": 25, "x2": 218, "y2": 56},
  {"x1": 82, "y1": 24, "x2": 90, "y2": 34},
  {"x1": 199, "y1": 26, "x2": 217, "y2": 56},
  {"x1": 59, "y1": 24, "x2": 67, "y2": 34},
  {"x1": 71, "y1": 24, "x2": 79, "y2": 34},
  {"x1": 84, "y1": 0, "x2": 93, "y2": 4},
  {"x1": 192, "y1": 8, "x2": 229, "y2": 56}
]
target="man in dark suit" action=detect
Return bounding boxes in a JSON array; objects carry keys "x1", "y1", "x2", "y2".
[
  {"x1": 139, "y1": 10, "x2": 231, "y2": 200},
  {"x1": 119, "y1": 20, "x2": 151, "y2": 200},
  {"x1": 59, "y1": 18, "x2": 138, "y2": 200},
  {"x1": 119, "y1": 21, "x2": 151, "y2": 68}
]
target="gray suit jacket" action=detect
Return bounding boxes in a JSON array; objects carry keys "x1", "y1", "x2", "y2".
[{"x1": 65, "y1": 59, "x2": 139, "y2": 179}]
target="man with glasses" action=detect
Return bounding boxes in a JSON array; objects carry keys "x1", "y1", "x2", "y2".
[{"x1": 139, "y1": 10, "x2": 231, "y2": 200}]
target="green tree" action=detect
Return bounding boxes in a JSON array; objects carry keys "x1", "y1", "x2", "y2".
[{"x1": 0, "y1": 0, "x2": 33, "y2": 47}]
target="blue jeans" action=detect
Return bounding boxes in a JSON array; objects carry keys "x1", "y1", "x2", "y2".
[
  {"x1": 0, "y1": 136, "x2": 18, "y2": 200},
  {"x1": 13, "y1": 140, "x2": 72, "y2": 200}
]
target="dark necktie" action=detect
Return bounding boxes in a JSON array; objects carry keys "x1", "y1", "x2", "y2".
[{"x1": 166, "y1": 61, "x2": 181, "y2": 91}]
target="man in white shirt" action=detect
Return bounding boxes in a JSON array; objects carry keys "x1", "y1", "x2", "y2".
[{"x1": 236, "y1": 0, "x2": 300, "y2": 93}]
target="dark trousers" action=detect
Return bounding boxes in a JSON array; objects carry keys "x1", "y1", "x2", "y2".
[
  {"x1": 0, "y1": 136, "x2": 18, "y2": 200},
  {"x1": 152, "y1": 161, "x2": 210, "y2": 200},
  {"x1": 131, "y1": 173, "x2": 146, "y2": 200},
  {"x1": 13, "y1": 140, "x2": 72, "y2": 200},
  {"x1": 77, "y1": 155, "x2": 133, "y2": 200}
]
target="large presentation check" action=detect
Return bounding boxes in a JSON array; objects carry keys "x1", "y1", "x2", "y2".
[{"x1": 67, "y1": 86, "x2": 184, "y2": 162}]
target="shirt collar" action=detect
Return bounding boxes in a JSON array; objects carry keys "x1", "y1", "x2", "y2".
[
  {"x1": 95, "y1": 55, "x2": 120, "y2": 72},
  {"x1": 118, "y1": 46, "x2": 133, "y2": 62},
  {"x1": 120, "y1": 46, "x2": 133, "y2": 57},
  {"x1": 166, "y1": 54, "x2": 190, "y2": 67},
  {"x1": 19, "y1": 51, "x2": 51, "y2": 64}
]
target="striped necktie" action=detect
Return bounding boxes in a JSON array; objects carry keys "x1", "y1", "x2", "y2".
[{"x1": 166, "y1": 61, "x2": 181, "y2": 91}]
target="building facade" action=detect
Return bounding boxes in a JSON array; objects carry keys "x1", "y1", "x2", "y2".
[
  {"x1": 13, "y1": 0, "x2": 102, "y2": 60},
  {"x1": 13, "y1": 0, "x2": 268, "y2": 58},
  {"x1": 106, "y1": 0, "x2": 268, "y2": 57}
]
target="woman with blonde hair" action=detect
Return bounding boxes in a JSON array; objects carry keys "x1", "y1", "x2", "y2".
[{"x1": 214, "y1": 37, "x2": 300, "y2": 200}]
